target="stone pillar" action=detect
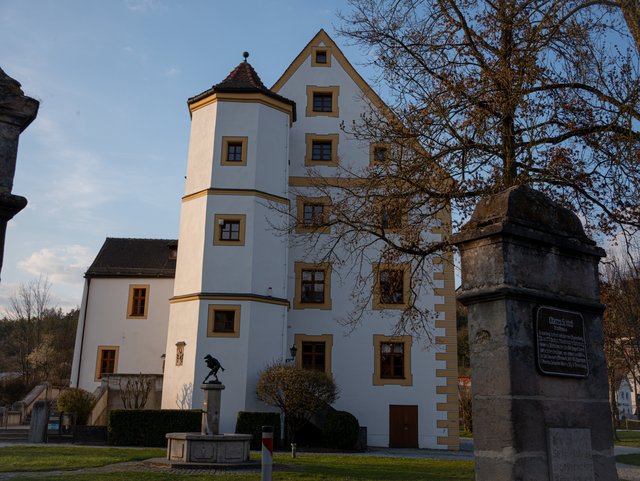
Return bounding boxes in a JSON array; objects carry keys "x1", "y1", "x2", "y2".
[
  {"x1": 201, "y1": 384, "x2": 224, "y2": 435},
  {"x1": 0, "y1": 67, "x2": 38, "y2": 279},
  {"x1": 452, "y1": 186, "x2": 617, "y2": 481},
  {"x1": 28, "y1": 400, "x2": 49, "y2": 443}
]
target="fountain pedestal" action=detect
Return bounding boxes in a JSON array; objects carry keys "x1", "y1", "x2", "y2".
[{"x1": 165, "y1": 384, "x2": 252, "y2": 467}]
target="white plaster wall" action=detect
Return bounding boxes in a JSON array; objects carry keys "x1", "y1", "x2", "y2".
[
  {"x1": 278, "y1": 48, "x2": 450, "y2": 448},
  {"x1": 250, "y1": 202, "x2": 288, "y2": 299},
  {"x1": 173, "y1": 196, "x2": 207, "y2": 295},
  {"x1": 75, "y1": 277, "x2": 173, "y2": 393},
  {"x1": 185, "y1": 103, "x2": 217, "y2": 196}
]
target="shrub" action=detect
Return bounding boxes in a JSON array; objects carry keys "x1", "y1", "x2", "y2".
[
  {"x1": 235, "y1": 411, "x2": 281, "y2": 450},
  {"x1": 322, "y1": 411, "x2": 359, "y2": 449},
  {"x1": 57, "y1": 388, "x2": 96, "y2": 425},
  {"x1": 108, "y1": 409, "x2": 200, "y2": 446}
]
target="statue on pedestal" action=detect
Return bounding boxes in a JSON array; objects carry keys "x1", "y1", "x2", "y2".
[{"x1": 203, "y1": 354, "x2": 225, "y2": 384}]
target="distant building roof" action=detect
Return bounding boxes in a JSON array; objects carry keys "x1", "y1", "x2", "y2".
[
  {"x1": 86, "y1": 238, "x2": 177, "y2": 279},
  {"x1": 187, "y1": 56, "x2": 296, "y2": 120}
]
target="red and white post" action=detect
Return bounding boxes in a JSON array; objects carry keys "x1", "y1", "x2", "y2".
[{"x1": 261, "y1": 425, "x2": 273, "y2": 481}]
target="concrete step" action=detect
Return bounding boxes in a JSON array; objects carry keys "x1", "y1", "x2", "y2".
[{"x1": 0, "y1": 427, "x2": 30, "y2": 442}]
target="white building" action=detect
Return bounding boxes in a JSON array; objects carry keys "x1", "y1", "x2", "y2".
[{"x1": 70, "y1": 30, "x2": 458, "y2": 450}]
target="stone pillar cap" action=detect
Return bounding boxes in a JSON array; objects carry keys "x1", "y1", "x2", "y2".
[{"x1": 0, "y1": 67, "x2": 39, "y2": 131}]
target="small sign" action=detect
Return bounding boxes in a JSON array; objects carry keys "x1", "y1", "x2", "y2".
[
  {"x1": 547, "y1": 428, "x2": 595, "y2": 481},
  {"x1": 536, "y1": 306, "x2": 589, "y2": 378}
]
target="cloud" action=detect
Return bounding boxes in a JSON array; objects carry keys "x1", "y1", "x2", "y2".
[
  {"x1": 18, "y1": 245, "x2": 94, "y2": 285},
  {"x1": 165, "y1": 66, "x2": 180, "y2": 77},
  {"x1": 125, "y1": 0, "x2": 158, "y2": 12}
]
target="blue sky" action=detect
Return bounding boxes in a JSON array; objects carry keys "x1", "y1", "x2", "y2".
[{"x1": 0, "y1": 0, "x2": 372, "y2": 311}]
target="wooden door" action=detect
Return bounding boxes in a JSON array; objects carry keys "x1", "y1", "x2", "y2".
[{"x1": 389, "y1": 404, "x2": 418, "y2": 448}]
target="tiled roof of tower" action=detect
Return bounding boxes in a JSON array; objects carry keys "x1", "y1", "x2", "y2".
[
  {"x1": 85, "y1": 238, "x2": 177, "y2": 278},
  {"x1": 188, "y1": 57, "x2": 296, "y2": 120}
]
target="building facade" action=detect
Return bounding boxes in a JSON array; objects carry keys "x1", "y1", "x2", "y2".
[{"x1": 71, "y1": 30, "x2": 458, "y2": 450}]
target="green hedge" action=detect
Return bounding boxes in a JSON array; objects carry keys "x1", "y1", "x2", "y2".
[
  {"x1": 322, "y1": 411, "x2": 360, "y2": 449},
  {"x1": 108, "y1": 409, "x2": 200, "y2": 446},
  {"x1": 235, "y1": 411, "x2": 281, "y2": 450}
]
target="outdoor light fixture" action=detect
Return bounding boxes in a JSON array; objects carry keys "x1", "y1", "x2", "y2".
[{"x1": 286, "y1": 344, "x2": 297, "y2": 362}]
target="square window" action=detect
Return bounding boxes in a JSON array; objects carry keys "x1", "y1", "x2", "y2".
[
  {"x1": 207, "y1": 304, "x2": 241, "y2": 337},
  {"x1": 303, "y1": 203, "x2": 325, "y2": 227},
  {"x1": 379, "y1": 203, "x2": 404, "y2": 231},
  {"x1": 127, "y1": 285, "x2": 149, "y2": 318},
  {"x1": 295, "y1": 334, "x2": 333, "y2": 374},
  {"x1": 313, "y1": 93, "x2": 333, "y2": 112},
  {"x1": 312, "y1": 140, "x2": 332, "y2": 161},
  {"x1": 213, "y1": 309, "x2": 236, "y2": 333},
  {"x1": 226, "y1": 142, "x2": 243, "y2": 162},
  {"x1": 311, "y1": 46, "x2": 332, "y2": 67},
  {"x1": 301, "y1": 341, "x2": 326, "y2": 371},
  {"x1": 370, "y1": 143, "x2": 390, "y2": 164},
  {"x1": 294, "y1": 262, "x2": 332, "y2": 309},
  {"x1": 315, "y1": 50, "x2": 327, "y2": 64},
  {"x1": 219, "y1": 220, "x2": 240, "y2": 241},
  {"x1": 374, "y1": 147, "x2": 387, "y2": 162},
  {"x1": 213, "y1": 214, "x2": 246, "y2": 246},
  {"x1": 373, "y1": 335, "x2": 412, "y2": 386}
]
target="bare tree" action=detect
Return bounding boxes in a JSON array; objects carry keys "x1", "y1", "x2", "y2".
[
  {"x1": 622, "y1": 0, "x2": 640, "y2": 53},
  {"x1": 274, "y1": 1, "x2": 640, "y2": 335}
]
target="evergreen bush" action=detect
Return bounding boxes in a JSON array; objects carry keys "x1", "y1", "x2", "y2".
[
  {"x1": 322, "y1": 410, "x2": 359, "y2": 449},
  {"x1": 108, "y1": 409, "x2": 200, "y2": 446},
  {"x1": 235, "y1": 411, "x2": 281, "y2": 449},
  {"x1": 56, "y1": 388, "x2": 96, "y2": 425}
]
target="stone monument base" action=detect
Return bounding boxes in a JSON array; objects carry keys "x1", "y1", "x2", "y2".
[{"x1": 165, "y1": 432, "x2": 252, "y2": 465}]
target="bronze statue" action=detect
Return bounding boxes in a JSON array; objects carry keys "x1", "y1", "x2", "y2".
[{"x1": 203, "y1": 354, "x2": 225, "y2": 384}]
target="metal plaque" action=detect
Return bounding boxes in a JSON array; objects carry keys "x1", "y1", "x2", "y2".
[{"x1": 536, "y1": 306, "x2": 589, "y2": 378}]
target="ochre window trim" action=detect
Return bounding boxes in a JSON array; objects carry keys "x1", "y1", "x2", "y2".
[
  {"x1": 372, "y1": 263, "x2": 411, "y2": 310},
  {"x1": 221, "y1": 136, "x2": 248, "y2": 166},
  {"x1": 213, "y1": 214, "x2": 246, "y2": 246},
  {"x1": 294, "y1": 261, "x2": 332, "y2": 310},
  {"x1": 295, "y1": 333, "x2": 333, "y2": 375},
  {"x1": 373, "y1": 335, "x2": 413, "y2": 386},
  {"x1": 127, "y1": 284, "x2": 149, "y2": 319},
  {"x1": 305, "y1": 133, "x2": 339, "y2": 167},
  {"x1": 95, "y1": 346, "x2": 119, "y2": 381},
  {"x1": 311, "y1": 46, "x2": 332, "y2": 67},
  {"x1": 206, "y1": 304, "x2": 241, "y2": 338},
  {"x1": 295, "y1": 196, "x2": 331, "y2": 234},
  {"x1": 370, "y1": 143, "x2": 390, "y2": 165},
  {"x1": 306, "y1": 85, "x2": 340, "y2": 117}
]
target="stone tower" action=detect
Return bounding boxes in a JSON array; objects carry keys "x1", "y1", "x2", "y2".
[{"x1": 161, "y1": 56, "x2": 296, "y2": 431}]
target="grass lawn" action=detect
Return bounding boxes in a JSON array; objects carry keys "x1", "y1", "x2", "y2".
[
  {"x1": 0, "y1": 446, "x2": 165, "y2": 472},
  {"x1": 0, "y1": 446, "x2": 475, "y2": 481},
  {"x1": 616, "y1": 430, "x2": 640, "y2": 448}
]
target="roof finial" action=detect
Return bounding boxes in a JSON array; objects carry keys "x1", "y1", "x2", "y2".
[{"x1": 242, "y1": 51, "x2": 249, "y2": 62}]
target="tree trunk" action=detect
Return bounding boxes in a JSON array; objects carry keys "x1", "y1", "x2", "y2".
[{"x1": 623, "y1": 0, "x2": 640, "y2": 54}]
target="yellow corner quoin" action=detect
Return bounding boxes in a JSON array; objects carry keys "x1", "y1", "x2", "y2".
[{"x1": 182, "y1": 188, "x2": 289, "y2": 205}]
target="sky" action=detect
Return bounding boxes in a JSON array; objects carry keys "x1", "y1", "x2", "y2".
[{"x1": 0, "y1": 0, "x2": 375, "y2": 312}]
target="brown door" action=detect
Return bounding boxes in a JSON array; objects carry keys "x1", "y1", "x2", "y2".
[{"x1": 389, "y1": 404, "x2": 418, "y2": 448}]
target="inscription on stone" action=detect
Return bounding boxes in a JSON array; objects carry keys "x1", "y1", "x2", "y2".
[
  {"x1": 547, "y1": 428, "x2": 595, "y2": 481},
  {"x1": 536, "y1": 306, "x2": 589, "y2": 377}
]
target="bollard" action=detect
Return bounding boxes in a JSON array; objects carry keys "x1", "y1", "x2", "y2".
[
  {"x1": 261, "y1": 425, "x2": 273, "y2": 481},
  {"x1": 291, "y1": 442, "x2": 297, "y2": 458}
]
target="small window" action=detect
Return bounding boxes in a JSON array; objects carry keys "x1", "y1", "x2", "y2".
[
  {"x1": 221, "y1": 136, "x2": 248, "y2": 166},
  {"x1": 379, "y1": 202, "x2": 405, "y2": 231},
  {"x1": 312, "y1": 140, "x2": 332, "y2": 161},
  {"x1": 207, "y1": 304, "x2": 241, "y2": 337},
  {"x1": 312, "y1": 46, "x2": 331, "y2": 67},
  {"x1": 301, "y1": 342, "x2": 326, "y2": 371},
  {"x1": 373, "y1": 335, "x2": 412, "y2": 386},
  {"x1": 296, "y1": 196, "x2": 331, "y2": 234},
  {"x1": 295, "y1": 334, "x2": 333, "y2": 374},
  {"x1": 127, "y1": 285, "x2": 149, "y2": 318},
  {"x1": 313, "y1": 93, "x2": 332, "y2": 112},
  {"x1": 306, "y1": 86, "x2": 339, "y2": 117},
  {"x1": 219, "y1": 220, "x2": 241, "y2": 241},
  {"x1": 380, "y1": 342, "x2": 405, "y2": 379},
  {"x1": 226, "y1": 142, "x2": 243, "y2": 162},
  {"x1": 373, "y1": 263, "x2": 410, "y2": 310},
  {"x1": 95, "y1": 346, "x2": 119, "y2": 381},
  {"x1": 305, "y1": 134, "x2": 338, "y2": 167},
  {"x1": 370, "y1": 143, "x2": 390, "y2": 164},
  {"x1": 294, "y1": 262, "x2": 332, "y2": 309},
  {"x1": 213, "y1": 214, "x2": 246, "y2": 246}
]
